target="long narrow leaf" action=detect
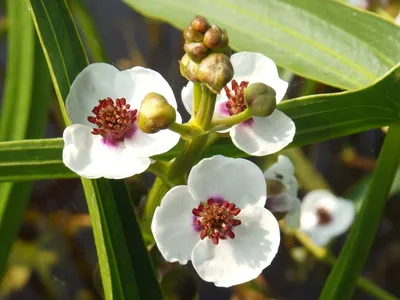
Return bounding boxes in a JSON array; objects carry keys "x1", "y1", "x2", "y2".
[
  {"x1": 0, "y1": 0, "x2": 51, "y2": 281},
  {"x1": 26, "y1": 0, "x2": 163, "y2": 298}
]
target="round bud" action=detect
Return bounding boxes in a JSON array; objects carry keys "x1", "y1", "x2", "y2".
[
  {"x1": 183, "y1": 26, "x2": 204, "y2": 43},
  {"x1": 244, "y1": 83, "x2": 277, "y2": 117},
  {"x1": 183, "y1": 42, "x2": 208, "y2": 63},
  {"x1": 197, "y1": 53, "x2": 233, "y2": 94},
  {"x1": 190, "y1": 15, "x2": 210, "y2": 33},
  {"x1": 203, "y1": 25, "x2": 229, "y2": 50},
  {"x1": 138, "y1": 93, "x2": 176, "y2": 134},
  {"x1": 179, "y1": 53, "x2": 200, "y2": 82}
]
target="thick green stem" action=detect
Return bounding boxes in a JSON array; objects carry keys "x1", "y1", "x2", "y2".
[
  {"x1": 320, "y1": 125, "x2": 400, "y2": 299},
  {"x1": 193, "y1": 82, "x2": 202, "y2": 117},
  {"x1": 141, "y1": 177, "x2": 170, "y2": 243},
  {"x1": 142, "y1": 85, "x2": 217, "y2": 239}
]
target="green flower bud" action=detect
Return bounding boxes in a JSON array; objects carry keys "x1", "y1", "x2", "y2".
[
  {"x1": 183, "y1": 26, "x2": 204, "y2": 43},
  {"x1": 203, "y1": 25, "x2": 229, "y2": 51},
  {"x1": 138, "y1": 92, "x2": 176, "y2": 134},
  {"x1": 179, "y1": 53, "x2": 200, "y2": 82},
  {"x1": 198, "y1": 53, "x2": 233, "y2": 94},
  {"x1": 183, "y1": 42, "x2": 209, "y2": 63},
  {"x1": 190, "y1": 15, "x2": 210, "y2": 34},
  {"x1": 244, "y1": 82, "x2": 277, "y2": 117}
]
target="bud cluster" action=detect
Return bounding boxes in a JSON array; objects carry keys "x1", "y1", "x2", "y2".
[
  {"x1": 180, "y1": 16, "x2": 233, "y2": 93},
  {"x1": 183, "y1": 16, "x2": 230, "y2": 63}
]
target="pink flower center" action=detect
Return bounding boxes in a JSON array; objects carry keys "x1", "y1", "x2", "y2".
[
  {"x1": 87, "y1": 97, "x2": 137, "y2": 142},
  {"x1": 192, "y1": 198, "x2": 241, "y2": 245},
  {"x1": 224, "y1": 79, "x2": 249, "y2": 116},
  {"x1": 316, "y1": 207, "x2": 332, "y2": 225}
]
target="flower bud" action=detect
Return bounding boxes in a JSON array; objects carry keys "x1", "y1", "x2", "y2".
[
  {"x1": 183, "y1": 26, "x2": 204, "y2": 43},
  {"x1": 179, "y1": 53, "x2": 200, "y2": 82},
  {"x1": 183, "y1": 42, "x2": 209, "y2": 63},
  {"x1": 198, "y1": 53, "x2": 233, "y2": 94},
  {"x1": 203, "y1": 25, "x2": 229, "y2": 51},
  {"x1": 190, "y1": 15, "x2": 210, "y2": 33},
  {"x1": 244, "y1": 83, "x2": 277, "y2": 117},
  {"x1": 138, "y1": 92, "x2": 176, "y2": 134}
]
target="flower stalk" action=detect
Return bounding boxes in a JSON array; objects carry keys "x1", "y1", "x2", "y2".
[{"x1": 142, "y1": 84, "x2": 217, "y2": 239}]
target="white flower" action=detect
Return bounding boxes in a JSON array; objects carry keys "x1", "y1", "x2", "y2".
[
  {"x1": 264, "y1": 155, "x2": 301, "y2": 229},
  {"x1": 151, "y1": 155, "x2": 280, "y2": 287},
  {"x1": 62, "y1": 63, "x2": 181, "y2": 179},
  {"x1": 181, "y1": 52, "x2": 295, "y2": 156},
  {"x1": 300, "y1": 190, "x2": 355, "y2": 246}
]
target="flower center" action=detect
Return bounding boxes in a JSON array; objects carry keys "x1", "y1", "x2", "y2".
[
  {"x1": 224, "y1": 79, "x2": 249, "y2": 116},
  {"x1": 192, "y1": 198, "x2": 241, "y2": 245},
  {"x1": 87, "y1": 97, "x2": 137, "y2": 142},
  {"x1": 316, "y1": 207, "x2": 332, "y2": 225}
]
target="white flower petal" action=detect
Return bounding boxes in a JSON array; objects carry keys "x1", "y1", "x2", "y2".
[
  {"x1": 300, "y1": 190, "x2": 355, "y2": 246},
  {"x1": 62, "y1": 124, "x2": 150, "y2": 179},
  {"x1": 264, "y1": 155, "x2": 298, "y2": 197},
  {"x1": 284, "y1": 197, "x2": 301, "y2": 229},
  {"x1": 230, "y1": 110, "x2": 295, "y2": 156},
  {"x1": 301, "y1": 190, "x2": 337, "y2": 213},
  {"x1": 327, "y1": 197, "x2": 355, "y2": 236},
  {"x1": 181, "y1": 81, "x2": 194, "y2": 115},
  {"x1": 120, "y1": 66, "x2": 179, "y2": 112},
  {"x1": 124, "y1": 127, "x2": 181, "y2": 157},
  {"x1": 188, "y1": 155, "x2": 266, "y2": 209},
  {"x1": 151, "y1": 186, "x2": 200, "y2": 264},
  {"x1": 191, "y1": 206, "x2": 280, "y2": 287},
  {"x1": 230, "y1": 52, "x2": 288, "y2": 103},
  {"x1": 66, "y1": 63, "x2": 123, "y2": 126}
]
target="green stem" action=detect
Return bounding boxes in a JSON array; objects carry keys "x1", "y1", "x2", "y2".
[
  {"x1": 142, "y1": 85, "x2": 217, "y2": 239},
  {"x1": 141, "y1": 176, "x2": 170, "y2": 243},
  {"x1": 294, "y1": 230, "x2": 398, "y2": 300},
  {"x1": 210, "y1": 108, "x2": 252, "y2": 129},
  {"x1": 167, "y1": 87, "x2": 216, "y2": 181},
  {"x1": 168, "y1": 122, "x2": 202, "y2": 139},
  {"x1": 193, "y1": 82, "x2": 202, "y2": 117},
  {"x1": 320, "y1": 125, "x2": 400, "y2": 299},
  {"x1": 195, "y1": 87, "x2": 217, "y2": 129},
  {"x1": 147, "y1": 161, "x2": 173, "y2": 187}
]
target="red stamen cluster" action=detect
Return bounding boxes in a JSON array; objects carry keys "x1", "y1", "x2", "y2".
[
  {"x1": 224, "y1": 79, "x2": 249, "y2": 116},
  {"x1": 87, "y1": 97, "x2": 137, "y2": 141},
  {"x1": 192, "y1": 198, "x2": 241, "y2": 245},
  {"x1": 316, "y1": 208, "x2": 332, "y2": 225}
]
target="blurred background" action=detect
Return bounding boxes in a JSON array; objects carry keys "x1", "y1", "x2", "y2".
[{"x1": 1, "y1": 0, "x2": 400, "y2": 299}]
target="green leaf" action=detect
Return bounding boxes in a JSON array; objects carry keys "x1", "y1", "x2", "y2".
[
  {"x1": 69, "y1": 0, "x2": 108, "y2": 62},
  {"x1": 0, "y1": 139, "x2": 76, "y2": 182},
  {"x1": 320, "y1": 125, "x2": 400, "y2": 299},
  {"x1": 123, "y1": 0, "x2": 400, "y2": 90},
  {"x1": 26, "y1": 0, "x2": 162, "y2": 298},
  {"x1": 0, "y1": 0, "x2": 51, "y2": 281}
]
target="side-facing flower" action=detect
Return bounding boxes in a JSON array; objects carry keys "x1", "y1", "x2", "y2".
[
  {"x1": 182, "y1": 52, "x2": 295, "y2": 156},
  {"x1": 63, "y1": 63, "x2": 181, "y2": 179},
  {"x1": 264, "y1": 155, "x2": 301, "y2": 229},
  {"x1": 300, "y1": 190, "x2": 355, "y2": 246},
  {"x1": 151, "y1": 155, "x2": 280, "y2": 287}
]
